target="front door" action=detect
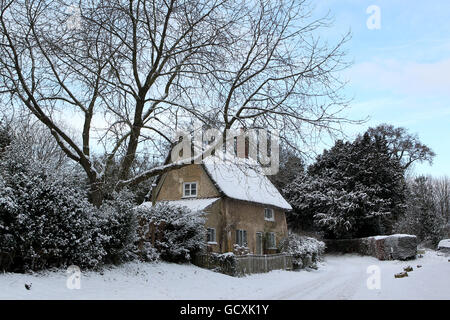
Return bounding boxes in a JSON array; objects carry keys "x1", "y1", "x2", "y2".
[{"x1": 256, "y1": 232, "x2": 263, "y2": 255}]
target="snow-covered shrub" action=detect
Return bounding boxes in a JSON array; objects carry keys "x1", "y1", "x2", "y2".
[
  {"x1": 96, "y1": 189, "x2": 160, "y2": 264},
  {"x1": 0, "y1": 175, "x2": 18, "y2": 270},
  {"x1": 0, "y1": 123, "x2": 11, "y2": 154},
  {"x1": 0, "y1": 138, "x2": 159, "y2": 272},
  {"x1": 233, "y1": 244, "x2": 250, "y2": 255},
  {"x1": 209, "y1": 252, "x2": 238, "y2": 276},
  {"x1": 279, "y1": 233, "x2": 325, "y2": 269},
  {"x1": 0, "y1": 145, "x2": 106, "y2": 271},
  {"x1": 136, "y1": 202, "x2": 206, "y2": 263},
  {"x1": 97, "y1": 190, "x2": 139, "y2": 264},
  {"x1": 137, "y1": 241, "x2": 160, "y2": 262}
]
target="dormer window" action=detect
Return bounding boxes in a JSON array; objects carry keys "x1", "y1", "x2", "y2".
[{"x1": 183, "y1": 182, "x2": 197, "y2": 198}]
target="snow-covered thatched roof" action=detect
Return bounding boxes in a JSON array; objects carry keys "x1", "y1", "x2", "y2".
[{"x1": 202, "y1": 155, "x2": 292, "y2": 211}]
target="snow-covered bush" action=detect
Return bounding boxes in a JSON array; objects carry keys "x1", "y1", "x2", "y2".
[
  {"x1": 0, "y1": 139, "x2": 159, "y2": 272},
  {"x1": 279, "y1": 233, "x2": 325, "y2": 269},
  {"x1": 96, "y1": 190, "x2": 160, "y2": 264},
  {"x1": 0, "y1": 175, "x2": 18, "y2": 270},
  {"x1": 97, "y1": 190, "x2": 139, "y2": 264},
  {"x1": 136, "y1": 202, "x2": 206, "y2": 263},
  {"x1": 0, "y1": 123, "x2": 11, "y2": 154},
  {"x1": 233, "y1": 244, "x2": 250, "y2": 255},
  {"x1": 0, "y1": 145, "x2": 105, "y2": 271},
  {"x1": 208, "y1": 252, "x2": 238, "y2": 276}
]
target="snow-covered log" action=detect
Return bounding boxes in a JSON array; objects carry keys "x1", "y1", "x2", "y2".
[{"x1": 437, "y1": 239, "x2": 450, "y2": 254}]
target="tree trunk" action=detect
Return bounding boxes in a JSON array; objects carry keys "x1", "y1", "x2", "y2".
[{"x1": 89, "y1": 180, "x2": 104, "y2": 208}]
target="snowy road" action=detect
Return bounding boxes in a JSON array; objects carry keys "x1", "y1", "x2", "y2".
[
  {"x1": 270, "y1": 256, "x2": 368, "y2": 300},
  {"x1": 267, "y1": 253, "x2": 450, "y2": 300},
  {"x1": 0, "y1": 250, "x2": 448, "y2": 299}
]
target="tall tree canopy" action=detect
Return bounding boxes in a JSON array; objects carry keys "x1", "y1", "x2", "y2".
[
  {"x1": 366, "y1": 124, "x2": 435, "y2": 170},
  {"x1": 285, "y1": 132, "x2": 406, "y2": 239},
  {"x1": 0, "y1": 0, "x2": 353, "y2": 206}
]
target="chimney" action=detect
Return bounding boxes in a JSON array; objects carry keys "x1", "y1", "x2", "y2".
[{"x1": 236, "y1": 128, "x2": 249, "y2": 159}]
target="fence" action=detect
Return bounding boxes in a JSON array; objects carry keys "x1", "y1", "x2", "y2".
[{"x1": 193, "y1": 253, "x2": 293, "y2": 277}]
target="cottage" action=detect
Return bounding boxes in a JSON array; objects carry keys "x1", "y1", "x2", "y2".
[{"x1": 145, "y1": 154, "x2": 292, "y2": 254}]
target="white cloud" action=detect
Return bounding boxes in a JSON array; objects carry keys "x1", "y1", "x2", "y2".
[{"x1": 347, "y1": 58, "x2": 450, "y2": 96}]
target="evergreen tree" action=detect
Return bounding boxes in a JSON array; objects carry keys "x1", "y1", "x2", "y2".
[{"x1": 285, "y1": 132, "x2": 406, "y2": 239}]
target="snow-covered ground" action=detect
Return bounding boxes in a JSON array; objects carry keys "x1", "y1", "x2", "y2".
[{"x1": 1, "y1": 250, "x2": 448, "y2": 300}]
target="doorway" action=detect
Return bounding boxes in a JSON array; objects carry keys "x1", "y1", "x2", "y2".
[{"x1": 256, "y1": 232, "x2": 263, "y2": 255}]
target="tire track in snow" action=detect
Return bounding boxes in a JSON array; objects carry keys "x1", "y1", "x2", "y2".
[{"x1": 269, "y1": 257, "x2": 368, "y2": 300}]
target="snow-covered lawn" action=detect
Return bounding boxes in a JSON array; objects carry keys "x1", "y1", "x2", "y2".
[{"x1": 1, "y1": 250, "x2": 448, "y2": 300}]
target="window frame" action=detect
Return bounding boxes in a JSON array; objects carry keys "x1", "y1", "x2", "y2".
[
  {"x1": 207, "y1": 228, "x2": 216, "y2": 244},
  {"x1": 235, "y1": 229, "x2": 248, "y2": 247},
  {"x1": 264, "y1": 208, "x2": 275, "y2": 221},
  {"x1": 182, "y1": 182, "x2": 198, "y2": 198},
  {"x1": 266, "y1": 232, "x2": 276, "y2": 249}
]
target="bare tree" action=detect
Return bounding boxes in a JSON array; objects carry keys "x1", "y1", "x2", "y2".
[
  {"x1": 11, "y1": 117, "x2": 73, "y2": 169},
  {"x1": 433, "y1": 176, "x2": 450, "y2": 224},
  {"x1": 366, "y1": 124, "x2": 435, "y2": 170},
  {"x1": 0, "y1": 0, "x2": 354, "y2": 206}
]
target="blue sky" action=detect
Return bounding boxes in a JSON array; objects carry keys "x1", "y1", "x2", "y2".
[{"x1": 312, "y1": 0, "x2": 450, "y2": 176}]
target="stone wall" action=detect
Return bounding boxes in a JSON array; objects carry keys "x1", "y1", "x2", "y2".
[{"x1": 325, "y1": 234, "x2": 418, "y2": 261}]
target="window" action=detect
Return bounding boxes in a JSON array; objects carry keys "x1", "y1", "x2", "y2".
[
  {"x1": 235, "y1": 229, "x2": 248, "y2": 247},
  {"x1": 183, "y1": 182, "x2": 197, "y2": 198},
  {"x1": 207, "y1": 228, "x2": 216, "y2": 243},
  {"x1": 266, "y1": 232, "x2": 276, "y2": 249},
  {"x1": 264, "y1": 208, "x2": 274, "y2": 221}
]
